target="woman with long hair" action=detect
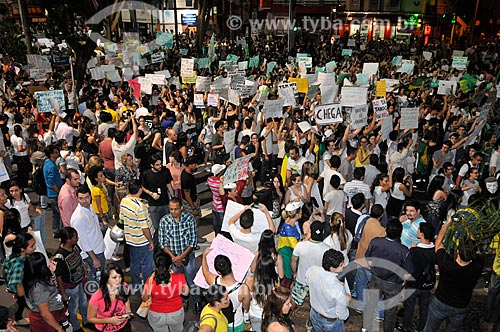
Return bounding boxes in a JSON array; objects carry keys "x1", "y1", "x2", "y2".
[
  {"x1": 6, "y1": 181, "x2": 40, "y2": 233},
  {"x1": 425, "y1": 175, "x2": 448, "y2": 233},
  {"x1": 386, "y1": 167, "x2": 413, "y2": 218},
  {"x1": 176, "y1": 132, "x2": 193, "y2": 162},
  {"x1": 53, "y1": 227, "x2": 89, "y2": 332},
  {"x1": 261, "y1": 286, "x2": 295, "y2": 332},
  {"x1": 11, "y1": 124, "x2": 31, "y2": 189},
  {"x1": 198, "y1": 284, "x2": 231, "y2": 332},
  {"x1": 301, "y1": 162, "x2": 322, "y2": 210},
  {"x1": 0, "y1": 187, "x2": 10, "y2": 258},
  {"x1": 284, "y1": 173, "x2": 309, "y2": 206},
  {"x1": 355, "y1": 136, "x2": 371, "y2": 168},
  {"x1": 270, "y1": 175, "x2": 285, "y2": 232},
  {"x1": 142, "y1": 252, "x2": 189, "y2": 332},
  {"x1": 88, "y1": 263, "x2": 132, "y2": 332},
  {"x1": 3, "y1": 232, "x2": 36, "y2": 325},
  {"x1": 323, "y1": 213, "x2": 353, "y2": 265},
  {"x1": 166, "y1": 151, "x2": 185, "y2": 199},
  {"x1": 89, "y1": 166, "x2": 112, "y2": 231},
  {"x1": 461, "y1": 167, "x2": 482, "y2": 207},
  {"x1": 24, "y1": 252, "x2": 69, "y2": 332},
  {"x1": 115, "y1": 153, "x2": 139, "y2": 202},
  {"x1": 371, "y1": 173, "x2": 391, "y2": 209}
]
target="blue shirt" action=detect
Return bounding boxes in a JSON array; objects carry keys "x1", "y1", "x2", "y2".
[
  {"x1": 43, "y1": 159, "x2": 63, "y2": 198},
  {"x1": 401, "y1": 216, "x2": 426, "y2": 248}
]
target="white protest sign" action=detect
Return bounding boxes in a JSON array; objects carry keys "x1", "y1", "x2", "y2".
[
  {"x1": 151, "y1": 52, "x2": 164, "y2": 64},
  {"x1": 381, "y1": 115, "x2": 393, "y2": 140},
  {"x1": 228, "y1": 88, "x2": 240, "y2": 106},
  {"x1": 194, "y1": 94, "x2": 204, "y2": 107},
  {"x1": 193, "y1": 234, "x2": 254, "y2": 289},
  {"x1": 238, "y1": 61, "x2": 248, "y2": 70},
  {"x1": 30, "y1": 68, "x2": 47, "y2": 82},
  {"x1": 208, "y1": 93, "x2": 219, "y2": 106},
  {"x1": 347, "y1": 39, "x2": 356, "y2": 47},
  {"x1": 90, "y1": 67, "x2": 105, "y2": 80},
  {"x1": 315, "y1": 103, "x2": 342, "y2": 125},
  {"x1": 423, "y1": 51, "x2": 432, "y2": 61},
  {"x1": 372, "y1": 98, "x2": 389, "y2": 120},
  {"x1": 297, "y1": 56, "x2": 312, "y2": 68},
  {"x1": 452, "y1": 57, "x2": 468, "y2": 70},
  {"x1": 87, "y1": 58, "x2": 98, "y2": 69},
  {"x1": 437, "y1": 80, "x2": 456, "y2": 95},
  {"x1": 278, "y1": 85, "x2": 295, "y2": 106},
  {"x1": 349, "y1": 104, "x2": 368, "y2": 130},
  {"x1": 181, "y1": 58, "x2": 194, "y2": 77},
  {"x1": 316, "y1": 72, "x2": 336, "y2": 86},
  {"x1": 35, "y1": 90, "x2": 66, "y2": 113},
  {"x1": 105, "y1": 70, "x2": 121, "y2": 82},
  {"x1": 101, "y1": 64, "x2": 115, "y2": 72},
  {"x1": 362, "y1": 63, "x2": 379, "y2": 76},
  {"x1": 400, "y1": 108, "x2": 419, "y2": 129},
  {"x1": 384, "y1": 79, "x2": 399, "y2": 92},
  {"x1": 223, "y1": 154, "x2": 254, "y2": 185},
  {"x1": 341, "y1": 87, "x2": 367, "y2": 106},
  {"x1": 155, "y1": 70, "x2": 171, "y2": 79},
  {"x1": 264, "y1": 99, "x2": 284, "y2": 119},
  {"x1": 297, "y1": 121, "x2": 312, "y2": 133},
  {"x1": 224, "y1": 129, "x2": 236, "y2": 154},
  {"x1": 145, "y1": 73, "x2": 166, "y2": 85},
  {"x1": 138, "y1": 77, "x2": 152, "y2": 94},
  {"x1": 320, "y1": 83, "x2": 339, "y2": 104},
  {"x1": 195, "y1": 76, "x2": 211, "y2": 92},
  {"x1": 122, "y1": 68, "x2": 134, "y2": 81},
  {"x1": 452, "y1": 50, "x2": 464, "y2": 57}
]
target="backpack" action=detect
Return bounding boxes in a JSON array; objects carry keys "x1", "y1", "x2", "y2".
[
  {"x1": 354, "y1": 215, "x2": 370, "y2": 243},
  {"x1": 182, "y1": 313, "x2": 218, "y2": 332},
  {"x1": 415, "y1": 263, "x2": 436, "y2": 290},
  {"x1": 33, "y1": 164, "x2": 47, "y2": 196}
]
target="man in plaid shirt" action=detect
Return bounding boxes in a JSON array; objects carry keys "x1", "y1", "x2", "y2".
[{"x1": 158, "y1": 197, "x2": 200, "y2": 312}]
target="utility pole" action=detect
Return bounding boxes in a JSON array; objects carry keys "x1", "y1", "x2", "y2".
[
  {"x1": 470, "y1": 0, "x2": 479, "y2": 42},
  {"x1": 17, "y1": 0, "x2": 32, "y2": 54}
]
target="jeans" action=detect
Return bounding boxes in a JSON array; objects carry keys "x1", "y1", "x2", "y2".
[
  {"x1": 423, "y1": 297, "x2": 469, "y2": 332},
  {"x1": 148, "y1": 205, "x2": 169, "y2": 245},
  {"x1": 129, "y1": 244, "x2": 154, "y2": 289},
  {"x1": 310, "y1": 309, "x2": 345, "y2": 332},
  {"x1": 356, "y1": 266, "x2": 371, "y2": 311},
  {"x1": 172, "y1": 251, "x2": 199, "y2": 303},
  {"x1": 49, "y1": 197, "x2": 61, "y2": 232},
  {"x1": 212, "y1": 210, "x2": 224, "y2": 234},
  {"x1": 33, "y1": 212, "x2": 46, "y2": 248},
  {"x1": 403, "y1": 288, "x2": 431, "y2": 331},
  {"x1": 363, "y1": 274, "x2": 403, "y2": 332},
  {"x1": 84, "y1": 252, "x2": 105, "y2": 284},
  {"x1": 148, "y1": 308, "x2": 184, "y2": 332},
  {"x1": 486, "y1": 272, "x2": 500, "y2": 322},
  {"x1": 250, "y1": 316, "x2": 262, "y2": 332},
  {"x1": 65, "y1": 283, "x2": 88, "y2": 330}
]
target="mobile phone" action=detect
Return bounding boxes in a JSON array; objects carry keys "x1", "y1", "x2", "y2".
[{"x1": 253, "y1": 203, "x2": 260, "y2": 209}]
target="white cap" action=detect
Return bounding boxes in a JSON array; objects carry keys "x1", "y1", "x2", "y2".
[
  {"x1": 285, "y1": 201, "x2": 304, "y2": 212},
  {"x1": 324, "y1": 129, "x2": 333, "y2": 139},
  {"x1": 223, "y1": 182, "x2": 237, "y2": 190},
  {"x1": 211, "y1": 164, "x2": 226, "y2": 176}
]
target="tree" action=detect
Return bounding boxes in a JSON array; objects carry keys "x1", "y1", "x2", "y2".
[
  {"x1": 0, "y1": 18, "x2": 28, "y2": 64},
  {"x1": 197, "y1": 0, "x2": 215, "y2": 54}
]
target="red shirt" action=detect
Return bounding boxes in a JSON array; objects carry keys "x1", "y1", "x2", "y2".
[
  {"x1": 99, "y1": 139, "x2": 115, "y2": 170},
  {"x1": 146, "y1": 273, "x2": 186, "y2": 313}
]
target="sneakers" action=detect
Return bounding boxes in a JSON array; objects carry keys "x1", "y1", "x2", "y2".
[
  {"x1": 198, "y1": 236, "x2": 207, "y2": 243},
  {"x1": 111, "y1": 255, "x2": 122, "y2": 261},
  {"x1": 16, "y1": 318, "x2": 30, "y2": 326},
  {"x1": 375, "y1": 316, "x2": 384, "y2": 322}
]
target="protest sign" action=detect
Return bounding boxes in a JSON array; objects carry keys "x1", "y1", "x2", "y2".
[
  {"x1": 208, "y1": 93, "x2": 219, "y2": 106},
  {"x1": 213, "y1": 77, "x2": 231, "y2": 92},
  {"x1": 194, "y1": 234, "x2": 254, "y2": 289},
  {"x1": 315, "y1": 103, "x2": 342, "y2": 125},
  {"x1": 35, "y1": 90, "x2": 65, "y2": 113},
  {"x1": 452, "y1": 56, "x2": 468, "y2": 70},
  {"x1": 372, "y1": 98, "x2": 389, "y2": 120},
  {"x1": 145, "y1": 73, "x2": 166, "y2": 86},
  {"x1": 376, "y1": 80, "x2": 386, "y2": 97},
  {"x1": 221, "y1": 201, "x2": 270, "y2": 236},
  {"x1": 101, "y1": 64, "x2": 115, "y2": 72},
  {"x1": 195, "y1": 76, "x2": 211, "y2": 92},
  {"x1": 325, "y1": 61, "x2": 336, "y2": 73},
  {"x1": 138, "y1": 77, "x2": 152, "y2": 94},
  {"x1": 238, "y1": 61, "x2": 248, "y2": 70},
  {"x1": 399, "y1": 63, "x2": 415, "y2": 74},
  {"x1": 183, "y1": 74, "x2": 197, "y2": 84},
  {"x1": 156, "y1": 32, "x2": 174, "y2": 47},
  {"x1": 90, "y1": 67, "x2": 105, "y2": 80},
  {"x1": 400, "y1": 108, "x2": 419, "y2": 129},
  {"x1": 297, "y1": 56, "x2": 312, "y2": 68},
  {"x1": 341, "y1": 87, "x2": 367, "y2": 106},
  {"x1": 278, "y1": 85, "x2": 295, "y2": 106},
  {"x1": 288, "y1": 78, "x2": 308, "y2": 93},
  {"x1": 362, "y1": 63, "x2": 379, "y2": 76},
  {"x1": 392, "y1": 56, "x2": 402, "y2": 66},
  {"x1": 198, "y1": 58, "x2": 209, "y2": 69},
  {"x1": 128, "y1": 79, "x2": 141, "y2": 99},
  {"x1": 266, "y1": 61, "x2": 277, "y2": 73},
  {"x1": 423, "y1": 51, "x2": 432, "y2": 61},
  {"x1": 297, "y1": 121, "x2": 312, "y2": 133},
  {"x1": 317, "y1": 72, "x2": 335, "y2": 86},
  {"x1": 356, "y1": 73, "x2": 369, "y2": 86},
  {"x1": 381, "y1": 116, "x2": 393, "y2": 140},
  {"x1": 0, "y1": 158, "x2": 9, "y2": 184},
  {"x1": 150, "y1": 52, "x2": 164, "y2": 64},
  {"x1": 87, "y1": 58, "x2": 98, "y2": 69},
  {"x1": 154, "y1": 70, "x2": 171, "y2": 79},
  {"x1": 180, "y1": 58, "x2": 194, "y2": 77},
  {"x1": 384, "y1": 79, "x2": 399, "y2": 92},
  {"x1": 224, "y1": 129, "x2": 236, "y2": 154},
  {"x1": 223, "y1": 154, "x2": 254, "y2": 185},
  {"x1": 308, "y1": 84, "x2": 320, "y2": 100},
  {"x1": 320, "y1": 83, "x2": 339, "y2": 104},
  {"x1": 341, "y1": 49, "x2": 352, "y2": 56},
  {"x1": 228, "y1": 88, "x2": 240, "y2": 106},
  {"x1": 437, "y1": 80, "x2": 456, "y2": 95},
  {"x1": 30, "y1": 68, "x2": 47, "y2": 82},
  {"x1": 315, "y1": 67, "x2": 325, "y2": 73},
  {"x1": 264, "y1": 99, "x2": 284, "y2": 119},
  {"x1": 105, "y1": 70, "x2": 121, "y2": 82},
  {"x1": 194, "y1": 94, "x2": 204, "y2": 107},
  {"x1": 349, "y1": 104, "x2": 369, "y2": 130}
]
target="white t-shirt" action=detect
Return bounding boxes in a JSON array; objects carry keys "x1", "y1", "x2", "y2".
[
  {"x1": 6, "y1": 194, "x2": 31, "y2": 228},
  {"x1": 320, "y1": 168, "x2": 346, "y2": 197},
  {"x1": 490, "y1": 150, "x2": 500, "y2": 175},
  {"x1": 292, "y1": 240, "x2": 329, "y2": 284},
  {"x1": 228, "y1": 224, "x2": 260, "y2": 253},
  {"x1": 10, "y1": 134, "x2": 27, "y2": 157},
  {"x1": 112, "y1": 136, "x2": 137, "y2": 169},
  {"x1": 324, "y1": 189, "x2": 345, "y2": 215},
  {"x1": 287, "y1": 156, "x2": 306, "y2": 175},
  {"x1": 323, "y1": 231, "x2": 353, "y2": 264}
]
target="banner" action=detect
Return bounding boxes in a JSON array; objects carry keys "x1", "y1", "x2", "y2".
[
  {"x1": 320, "y1": 83, "x2": 339, "y2": 104},
  {"x1": 35, "y1": 90, "x2": 65, "y2": 113},
  {"x1": 195, "y1": 76, "x2": 211, "y2": 92},
  {"x1": 452, "y1": 56, "x2": 468, "y2": 70},
  {"x1": 314, "y1": 103, "x2": 342, "y2": 125},
  {"x1": 224, "y1": 129, "x2": 236, "y2": 154},
  {"x1": 400, "y1": 108, "x2": 419, "y2": 129},
  {"x1": 264, "y1": 99, "x2": 284, "y2": 119},
  {"x1": 341, "y1": 87, "x2": 367, "y2": 106},
  {"x1": 372, "y1": 98, "x2": 389, "y2": 120},
  {"x1": 180, "y1": 58, "x2": 194, "y2": 77}
]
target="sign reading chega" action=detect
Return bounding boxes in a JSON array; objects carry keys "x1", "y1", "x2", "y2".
[{"x1": 315, "y1": 103, "x2": 342, "y2": 125}]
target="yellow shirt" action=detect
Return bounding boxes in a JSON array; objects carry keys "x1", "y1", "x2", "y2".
[
  {"x1": 199, "y1": 304, "x2": 228, "y2": 332},
  {"x1": 91, "y1": 185, "x2": 109, "y2": 214},
  {"x1": 491, "y1": 235, "x2": 500, "y2": 275},
  {"x1": 355, "y1": 147, "x2": 370, "y2": 167},
  {"x1": 107, "y1": 108, "x2": 119, "y2": 123}
]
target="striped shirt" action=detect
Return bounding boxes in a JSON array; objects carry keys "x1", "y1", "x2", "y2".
[
  {"x1": 120, "y1": 196, "x2": 154, "y2": 247},
  {"x1": 158, "y1": 212, "x2": 197, "y2": 256},
  {"x1": 401, "y1": 216, "x2": 425, "y2": 248},
  {"x1": 207, "y1": 176, "x2": 224, "y2": 212}
]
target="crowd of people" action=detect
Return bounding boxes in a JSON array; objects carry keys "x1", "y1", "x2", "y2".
[{"x1": 0, "y1": 26, "x2": 498, "y2": 332}]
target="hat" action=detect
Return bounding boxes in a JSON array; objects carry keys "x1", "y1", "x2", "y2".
[
  {"x1": 223, "y1": 182, "x2": 237, "y2": 190},
  {"x1": 211, "y1": 164, "x2": 226, "y2": 176},
  {"x1": 285, "y1": 201, "x2": 304, "y2": 212},
  {"x1": 324, "y1": 129, "x2": 333, "y2": 139},
  {"x1": 310, "y1": 221, "x2": 325, "y2": 241}
]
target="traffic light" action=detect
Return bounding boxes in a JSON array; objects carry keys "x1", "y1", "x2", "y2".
[{"x1": 451, "y1": 14, "x2": 456, "y2": 24}]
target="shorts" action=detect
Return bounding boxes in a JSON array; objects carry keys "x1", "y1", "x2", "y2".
[{"x1": 291, "y1": 280, "x2": 309, "y2": 306}]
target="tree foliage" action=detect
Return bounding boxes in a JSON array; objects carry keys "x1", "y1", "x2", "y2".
[{"x1": 0, "y1": 18, "x2": 27, "y2": 64}]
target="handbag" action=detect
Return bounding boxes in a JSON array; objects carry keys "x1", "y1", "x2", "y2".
[{"x1": 136, "y1": 272, "x2": 155, "y2": 318}]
